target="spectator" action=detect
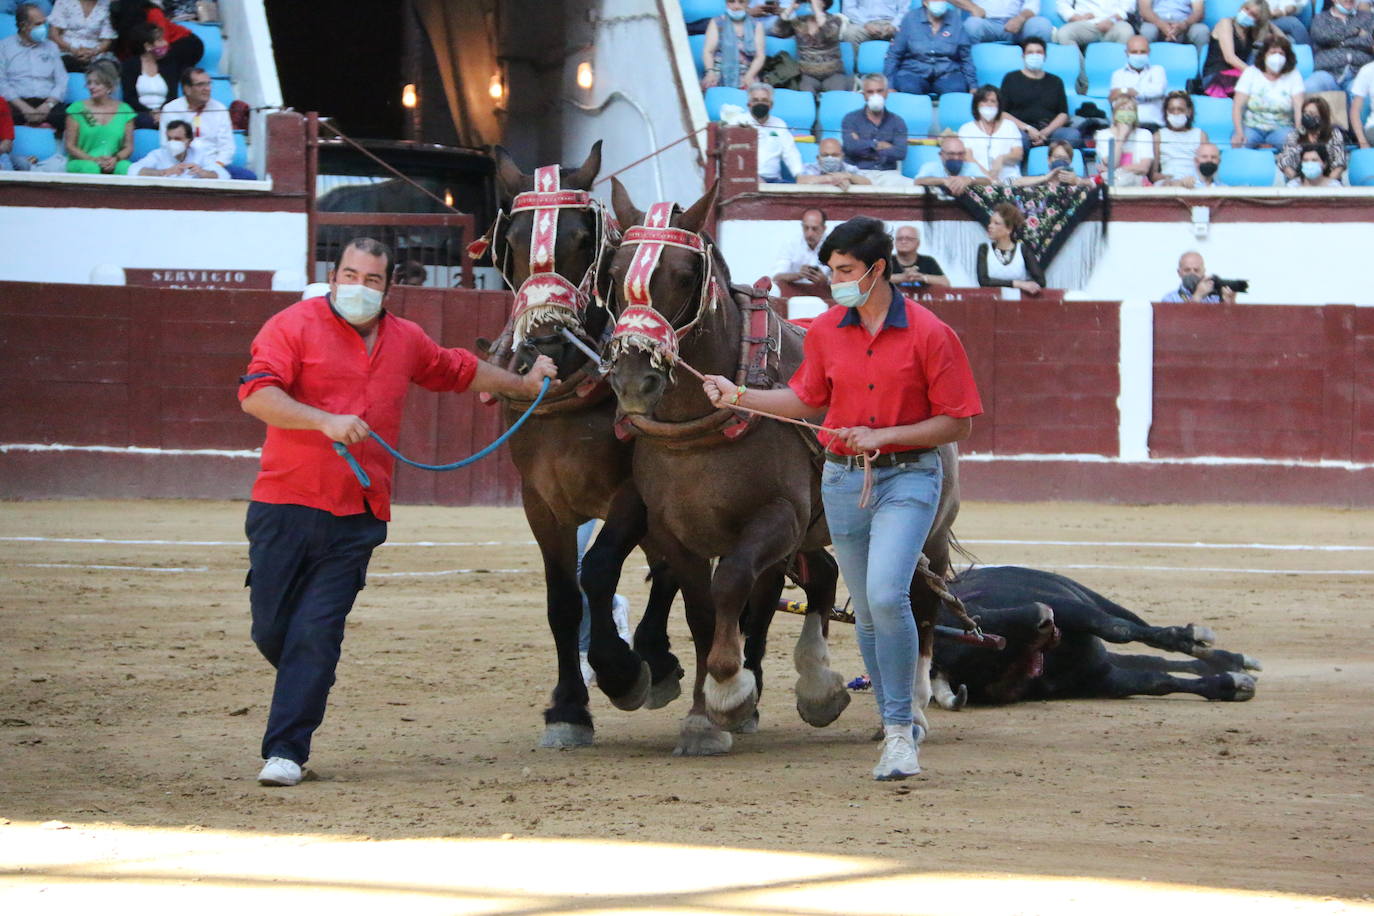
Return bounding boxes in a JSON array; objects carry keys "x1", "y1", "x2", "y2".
[
  {"x1": 746, "y1": 0, "x2": 782, "y2": 35},
  {"x1": 797, "y1": 135, "x2": 874, "y2": 188},
  {"x1": 1153, "y1": 91, "x2": 1209, "y2": 181},
  {"x1": 957, "y1": 0, "x2": 1054, "y2": 46},
  {"x1": 1202, "y1": 0, "x2": 1282, "y2": 97},
  {"x1": 1013, "y1": 136, "x2": 1096, "y2": 185},
  {"x1": 113, "y1": 1, "x2": 202, "y2": 73},
  {"x1": 1233, "y1": 36, "x2": 1304, "y2": 149},
  {"x1": 160, "y1": 66, "x2": 248, "y2": 178},
  {"x1": 772, "y1": 207, "x2": 830, "y2": 287},
  {"x1": 890, "y1": 224, "x2": 950, "y2": 290},
  {"x1": 1295, "y1": 143, "x2": 1338, "y2": 186},
  {"x1": 840, "y1": 0, "x2": 908, "y2": 42},
  {"x1": 773, "y1": 0, "x2": 850, "y2": 94},
  {"x1": 1262, "y1": 0, "x2": 1312, "y2": 46},
  {"x1": 884, "y1": 0, "x2": 976, "y2": 95},
  {"x1": 1351, "y1": 59, "x2": 1374, "y2": 148},
  {"x1": 62, "y1": 58, "x2": 131, "y2": 173},
  {"x1": 957, "y1": 84, "x2": 1024, "y2": 180},
  {"x1": 1278, "y1": 96, "x2": 1347, "y2": 182},
  {"x1": 1094, "y1": 96, "x2": 1154, "y2": 185},
  {"x1": 0, "y1": 0, "x2": 50, "y2": 12},
  {"x1": 976, "y1": 202, "x2": 1045, "y2": 294},
  {"x1": 914, "y1": 133, "x2": 992, "y2": 193},
  {"x1": 702, "y1": 0, "x2": 766, "y2": 91},
  {"x1": 119, "y1": 21, "x2": 177, "y2": 129},
  {"x1": 1160, "y1": 139, "x2": 1226, "y2": 185},
  {"x1": 1110, "y1": 35, "x2": 1167, "y2": 128},
  {"x1": 1, "y1": 3, "x2": 68, "y2": 133},
  {"x1": 1161, "y1": 251, "x2": 1237, "y2": 302},
  {"x1": 842, "y1": 73, "x2": 909, "y2": 186},
  {"x1": 1000, "y1": 38, "x2": 1079, "y2": 152},
  {"x1": 0, "y1": 93, "x2": 12, "y2": 169},
  {"x1": 1138, "y1": 0, "x2": 1210, "y2": 57},
  {"x1": 1055, "y1": 0, "x2": 1134, "y2": 51},
  {"x1": 743, "y1": 82, "x2": 803, "y2": 182},
  {"x1": 130, "y1": 116, "x2": 225, "y2": 178},
  {"x1": 1304, "y1": 0, "x2": 1374, "y2": 95},
  {"x1": 47, "y1": 0, "x2": 114, "y2": 72}
]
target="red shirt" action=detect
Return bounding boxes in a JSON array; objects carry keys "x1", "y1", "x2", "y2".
[
  {"x1": 0, "y1": 100, "x2": 13, "y2": 142},
  {"x1": 237, "y1": 297, "x2": 479, "y2": 521},
  {"x1": 789, "y1": 286, "x2": 982, "y2": 456},
  {"x1": 146, "y1": 9, "x2": 191, "y2": 44}
]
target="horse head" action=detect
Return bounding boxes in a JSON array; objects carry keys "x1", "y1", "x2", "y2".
[{"x1": 604, "y1": 178, "x2": 721, "y2": 417}]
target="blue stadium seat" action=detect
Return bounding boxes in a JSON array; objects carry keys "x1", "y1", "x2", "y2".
[
  {"x1": 0, "y1": 18, "x2": 16, "y2": 39},
  {"x1": 857, "y1": 40, "x2": 889, "y2": 77},
  {"x1": 689, "y1": 33, "x2": 707, "y2": 78},
  {"x1": 818, "y1": 90, "x2": 863, "y2": 140},
  {"x1": 1191, "y1": 94, "x2": 1233, "y2": 143},
  {"x1": 972, "y1": 43, "x2": 1021, "y2": 88},
  {"x1": 704, "y1": 86, "x2": 746, "y2": 120},
  {"x1": 185, "y1": 21, "x2": 222, "y2": 73},
  {"x1": 1203, "y1": 0, "x2": 1243, "y2": 27},
  {"x1": 1150, "y1": 42, "x2": 1200, "y2": 92},
  {"x1": 901, "y1": 144, "x2": 941, "y2": 178},
  {"x1": 764, "y1": 35, "x2": 798, "y2": 59},
  {"x1": 1294, "y1": 44, "x2": 1313, "y2": 79},
  {"x1": 1044, "y1": 43, "x2": 1081, "y2": 92},
  {"x1": 1348, "y1": 148, "x2": 1374, "y2": 186},
  {"x1": 232, "y1": 130, "x2": 248, "y2": 169},
  {"x1": 936, "y1": 91, "x2": 973, "y2": 131},
  {"x1": 210, "y1": 77, "x2": 234, "y2": 107},
  {"x1": 840, "y1": 42, "x2": 855, "y2": 76},
  {"x1": 12, "y1": 125, "x2": 57, "y2": 163},
  {"x1": 67, "y1": 71, "x2": 89, "y2": 102},
  {"x1": 132, "y1": 127, "x2": 160, "y2": 161},
  {"x1": 1217, "y1": 147, "x2": 1277, "y2": 186},
  {"x1": 1026, "y1": 145, "x2": 1087, "y2": 176},
  {"x1": 886, "y1": 91, "x2": 933, "y2": 139},
  {"x1": 1084, "y1": 43, "x2": 1125, "y2": 98},
  {"x1": 771, "y1": 87, "x2": 818, "y2": 136},
  {"x1": 682, "y1": 0, "x2": 726, "y2": 22},
  {"x1": 796, "y1": 138, "x2": 819, "y2": 166},
  {"x1": 1042, "y1": 1, "x2": 1067, "y2": 29}
]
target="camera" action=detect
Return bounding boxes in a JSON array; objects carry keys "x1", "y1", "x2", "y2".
[{"x1": 1211, "y1": 277, "x2": 1248, "y2": 293}]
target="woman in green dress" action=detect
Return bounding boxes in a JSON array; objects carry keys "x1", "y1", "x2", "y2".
[{"x1": 64, "y1": 60, "x2": 134, "y2": 175}]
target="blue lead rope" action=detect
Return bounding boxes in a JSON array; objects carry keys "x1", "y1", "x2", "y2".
[{"x1": 332, "y1": 377, "x2": 552, "y2": 489}]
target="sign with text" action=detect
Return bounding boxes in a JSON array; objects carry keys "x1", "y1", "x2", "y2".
[{"x1": 124, "y1": 268, "x2": 276, "y2": 290}]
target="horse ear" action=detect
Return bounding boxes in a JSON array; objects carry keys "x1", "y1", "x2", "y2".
[
  {"x1": 564, "y1": 140, "x2": 602, "y2": 191},
  {"x1": 493, "y1": 146, "x2": 530, "y2": 203},
  {"x1": 677, "y1": 180, "x2": 718, "y2": 234},
  {"x1": 611, "y1": 177, "x2": 643, "y2": 229}
]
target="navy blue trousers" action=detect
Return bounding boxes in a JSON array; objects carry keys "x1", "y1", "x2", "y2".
[{"x1": 245, "y1": 501, "x2": 387, "y2": 764}]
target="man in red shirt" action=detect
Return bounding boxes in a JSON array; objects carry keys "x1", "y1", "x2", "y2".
[
  {"x1": 702, "y1": 216, "x2": 981, "y2": 782},
  {"x1": 238, "y1": 237, "x2": 554, "y2": 787}
]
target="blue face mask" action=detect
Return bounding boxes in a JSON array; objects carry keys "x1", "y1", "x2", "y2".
[
  {"x1": 1023, "y1": 53, "x2": 1045, "y2": 71},
  {"x1": 1235, "y1": 8, "x2": 1255, "y2": 27},
  {"x1": 1335, "y1": 1, "x2": 1355, "y2": 14},
  {"x1": 927, "y1": 0, "x2": 950, "y2": 16},
  {"x1": 831, "y1": 262, "x2": 877, "y2": 309},
  {"x1": 726, "y1": 6, "x2": 748, "y2": 19},
  {"x1": 1301, "y1": 160, "x2": 1323, "y2": 179}
]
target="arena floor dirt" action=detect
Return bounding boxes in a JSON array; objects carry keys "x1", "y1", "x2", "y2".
[{"x1": 1, "y1": 499, "x2": 1371, "y2": 912}]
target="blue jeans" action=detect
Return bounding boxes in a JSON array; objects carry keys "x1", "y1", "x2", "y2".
[
  {"x1": 821, "y1": 451, "x2": 943, "y2": 726},
  {"x1": 1304, "y1": 68, "x2": 1355, "y2": 95},
  {"x1": 246, "y1": 502, "x2": 388, "y2": 764},
  {"x1": 1271, "y1": 15, "x2": 1310, "y2": 46},
  {"x1": 893, "y1": 68, "x2": 971, "y2": 96},
  {"x1": 964, "y1": 15, "x2": 1054, "y2": 45},
  {"x1": 1244, "y1": 125, "x2": 1292, "y2": 149},
  {"x1": 576, "y1": 518, "x2": 596, "y2": 652}
]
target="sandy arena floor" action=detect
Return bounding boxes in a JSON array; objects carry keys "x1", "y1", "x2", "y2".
[{"x1": 1, "y1": 499, "x2": 1371, "y2": 913}]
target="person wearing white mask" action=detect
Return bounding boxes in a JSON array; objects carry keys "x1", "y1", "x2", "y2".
[
  {"x1": 1232, "y1": 35, "x2": 1304, "y2": 150},
  {"x1": 796, "y1": 135, "x2": 873, "y2": 188},
  {"x1": 131, "y1": 118, "x2": 225, "y2": 177},
  {"x1": 999, "y1": 38, "x2": 1080, "y2": 153},
  {"x1": 1109, "y1": 35, "x2": 1168, "y2": 128},
  {"x1": 957, "y1": 83, "x2": 1025, "y2": 180},
  {"x1": 1152, "y1": 91, "x2": 1209, "y2": 182},
  {"x1": 238, "y1": 238, "x2": 554, "y2": 788},
  {"x1": 1295, "y1": 145, "x2": 1338, "y2": 186},
  {"x1": 842, "y1": 73, "x2": 910, "y2": 187}
]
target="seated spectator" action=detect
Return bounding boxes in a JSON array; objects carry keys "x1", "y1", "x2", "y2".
[
  {"x1": 1094, "y1": 96, "x2": 1154, "y2": 185},
  {"x1": 1262, "y1": 0, "x2": 1312, "y2": 47},
  {"x1": 977, "y1": 203, "x2": 1044, "y2": 294},
  {"x1": 113, "y1": 1, "x2": 201, "y2": 73},
  {"x1": 1295, "y1": 143, "x2": 1339, "y2": 186},
  {"x1": 160, "y1": 66, "x2": 253, "y2": 179},
  {"x1": 914, "y1": 133, "x2": 992, "y2": 193},
  {"x1": 957, "y1": 0, "x2": 1054, "y2": 46},
  {"x1": 131, "y1": 116, "x2": 226, "y2": 178},
  {"x1": 1110, "y1": 36, "x2": 1167, "y2": 129},
  {"x1": 1233, "y1": 37, "x2": 1304, "y2": 149},
  {"x1": 1351, "y1": 59, "x2": 1374, "y2": 148},
  {"x1": 1013, "y1": 136, "x2": 1096, "y2": 185},
  {"x1": 884, "y1": 0, "x2": 975, "y2": 95},
  {"x1": 1202, "y1": 1, "x2": 1283, "y2": 97},
  {"x1": 1304, "y1": 1, "x2": 1373, "y2": 95},
  {"x1": 772, "y1": 207, "x2": 830, "y2": 287},
  {"x1": 890, "y1": 224, "x2": 950, "y2": 290},
  {"x1": 797, "y1": 135, "x2": 873, "y2": 188},
  {"x1": 773, "y1": 0, "x2": 850, "y2": 94},
  {"x1": 702, "y1": 0, "x2": 766, "y2": 91},
  {"x1": 1055, "y1": 0, "x2": 1134, "y2": 51},
  {"x1": 1153, "y1": 91, "x2": 1208, "y2": 182},
  {"x1": 119, "y1": 21, "x2": 177, "y2": 129},
  {"x1": 1278, "y1": 96, "x2": 1347, "y2": 182},
  {"x1": 840, "y1": 0, "x2": 907, "y2": 42},
  {"x1": 62, "y1": 58, "x2": 132, "y2": 173},
  {"x1": 1161, "y1": 251, "x2": 1237, "y2": 302},
  {"x1": 745, "y1": 0, "x2": 782, "y2": 35},
  {"x1": 1, "y1": 3, "x2": 68, "y2": 133},
  {"x1": 0, "y1": 0, "x2": 51, "y2": 12},
  {"x1": 842, "y1": 73, "x2": 909, "y2": 186},
  {"x1": 1000, "y1": 39, "x2": 1079, "y2": 152},
  {"x1": 47, "y1": 0, "x2": 114, "y2": 73},
  {"x1": 957, "y1": 84, "x2": 1024, "y2": 180},
  {"x1": 1138, "y1": 0, "x2": 1210, "y2": 56},
  {"x1": 0, "y1": 94, "x2": 12, "y2": 169},
  {"x1": 1159, "y1": 140, "x2": 1225, "y2": 185}
]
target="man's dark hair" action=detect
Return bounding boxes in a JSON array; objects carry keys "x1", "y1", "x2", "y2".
[
  {"x1": 337, "y1": 237, "x2": 394, "y2": 289},
  {"x1": 16, "y1": 3, "x2": 39, "y2": 30},
  {"x1": 802, "y1": 207, "x2": 828, "y2": 224},
  {"x1": 181, "y1": 66, "x2": 210, "y2": 90},
  {"x1": 165, "y1": 119, "x2": 192, "y2": 139},
  {"x1": 128, "y1": 21, "x2": 163, "y2": 52},
  {"x1": 819, "y1": 216, "x2": 893, "y2": 279},
  {"x1": 1023, "y1": 36, "x2": 1047, "y2": 54}
]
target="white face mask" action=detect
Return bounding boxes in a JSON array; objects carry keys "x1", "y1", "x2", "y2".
[
  {"x1": 1166, "y1": 112, "x2": 1188, "y2": 129},
  {"x1": 978, "y1": 104, "x2": 999, "y2": 122},
  {"x1": 333, "y1": 283, "x2": 385, "y2": 324},
  {"x1": 165, "y1": 139, "x2": 188, "y2": 157},
  {"x1": 1265, "y1": 54, "x2": 1285, "y2": 74},
  {"x1": 866, "y1": 93, "x2": 885, "y2": 113}
]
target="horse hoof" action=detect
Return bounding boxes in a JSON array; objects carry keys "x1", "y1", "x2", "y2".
[
  {"x1": 1242, "y1": 654, "x2": 1263, "y2": 672},
  {"x1": 673, "y1": 713, "x2": 733, "y2": 756},
  {"x1": 950, "y1": 683, "x2": 968, "y2": 710},
  {"x1": 603, "y1": 661, "x2": 652, "y2": 711},
  {"x1": 795, "y1": 671, "x2": 851, "y2": 728},
  {"x1": 1221, "y1": 672, "x2": 1257, "y2": 701},
  {"x1": 645, "y1": 666, "x2": 684, "y2": 710},
  {"x1": 730, "y1": 710, "x2": 760, "y2": 734},
  {"x1": 538, "y1": 722, "x2": 594, "y2": 748},
  {"x1": 704, "y1": 669, "x2": 759, "y2": 731},
  {"x1": 1188, "y1": 624, "x2": 1217, "y2": 648}
]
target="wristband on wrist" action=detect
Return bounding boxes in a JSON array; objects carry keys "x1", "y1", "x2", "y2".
[{"x1": 730, "y1": 384, "x2": 746, "y2": 406}]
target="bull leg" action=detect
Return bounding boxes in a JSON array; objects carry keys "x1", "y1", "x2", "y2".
[
  {"x1": 1105, "y1": 650, "x2": 1261, "y2": 675},
  {"x1": 579, "y1": 483, "x2": 655, "y2": 710},
  {"x1": 1091, "y1": 664, "x2": 1257, "y2": 702},
  {"x1": 793, "y1": 548, "x2": 851, "y2": 728},
  {"x1": 669, "y1": 548, "x2": 732, "y2": 757},
  {"x1": 1070, "y1": 613, "x2": 1230, "y2": 661}
]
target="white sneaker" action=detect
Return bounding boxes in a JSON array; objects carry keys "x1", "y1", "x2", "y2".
[
  {"x1": 612, "y1": 594, "x2": 632, "y2": 644},
  {"x1": 872, "y1": 724, "x2": 920, "y2": 781},
  {"x1": 257, "y1": 756, "x2": 303, "y2": 787}
]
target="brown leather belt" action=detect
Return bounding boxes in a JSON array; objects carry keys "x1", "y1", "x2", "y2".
[{"x1": 824, "y1": 448, "x2": 933, "y2": 469}]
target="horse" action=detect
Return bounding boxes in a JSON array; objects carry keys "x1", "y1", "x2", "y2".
[{"x1": 602, "y1": 180, "x2": 967, "y2": 747}]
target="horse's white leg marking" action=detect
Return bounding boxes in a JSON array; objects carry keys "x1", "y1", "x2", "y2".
[{"x1": 793, "y1": 613, "x2": 850, "y2": 727}]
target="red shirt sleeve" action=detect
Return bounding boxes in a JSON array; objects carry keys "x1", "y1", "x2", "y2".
[
  {"x1": 237, "y1": 313, "x2": 300, "y2": 401},
  {"x1": 410, "y1": 334, "x2": 480, "y2": 393},
  {"x1": 923, "y1": 321, "x2": 983, "y2": 419},
  {"x1": 788, "y1": 318, "x2": 832, "y2": 409},
  {"x1": 0, "y1": 102, "x2": 13, "y2": 142},
  {"x1": 147, "y1": 9, "x2": 191, "y2": 44}
]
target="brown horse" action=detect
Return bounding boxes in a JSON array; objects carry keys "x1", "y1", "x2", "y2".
[{"x1": 604, "y1": 180, "x2": 964, "y2": 743}]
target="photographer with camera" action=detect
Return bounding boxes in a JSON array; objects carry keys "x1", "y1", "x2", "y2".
[{"x1": 1160, "y1": 251, "x2": 1242, "y2": 303}]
